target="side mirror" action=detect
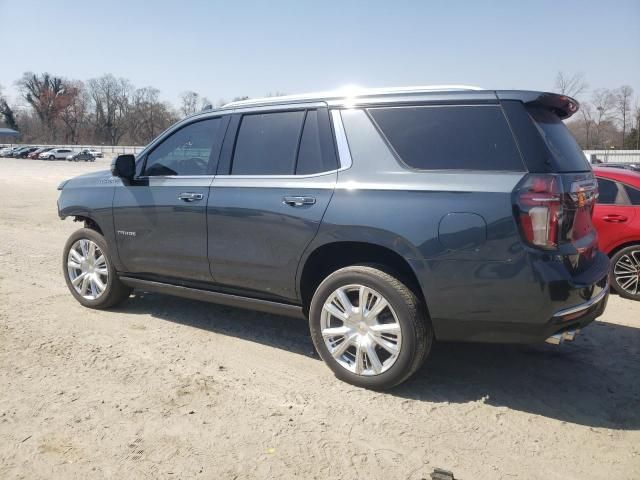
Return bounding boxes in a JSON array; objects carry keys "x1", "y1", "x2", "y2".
[{"x1": 111, "y1": 154, "x2": 136, "y2": 183}]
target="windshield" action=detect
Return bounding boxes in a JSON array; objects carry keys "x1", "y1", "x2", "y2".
[{"x1": 527, "y1": 106, "x2": 590, "y2": 172}]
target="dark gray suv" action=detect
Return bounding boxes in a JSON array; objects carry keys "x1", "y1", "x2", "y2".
[{"x1": 57, "y1": 86, "x2": 610, "y2": 389}]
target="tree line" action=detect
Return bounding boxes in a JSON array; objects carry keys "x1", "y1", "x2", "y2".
[
  {"x1": 555, "y1": 72, "x2": 639, "y2": 149},
  {"x1": 1, "y1": 70, "x2": 639, "y2": 149},
  {"x1": 0, "y1": 72, "x2": 249, "y2": 146}
]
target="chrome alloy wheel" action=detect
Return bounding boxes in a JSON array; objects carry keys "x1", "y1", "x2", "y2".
[
  {"x1": 67, "y1": 239, "x2": 108, "y2": 300},
  {"x1": 614, "y1": 250, "x2": 640, "y2": 295},
  {"x1": 320, "y1": 284, "x2": 402, "y2": 376}
]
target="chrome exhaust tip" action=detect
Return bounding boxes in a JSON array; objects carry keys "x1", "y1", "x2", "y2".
[
  {"x1": 545, "y1": 329, "x2": 579, "y2": 345},
  {"x1": 545, "y1": 333, "x2": 563, "y2": 345}
]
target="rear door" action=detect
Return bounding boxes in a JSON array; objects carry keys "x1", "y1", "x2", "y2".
[
  {"x1": 113, "y1": 116, "x2": 227, "y2": 282},
  {"x1": 593, "y1": 176, "x2": 637, "y2": 253},
  {"x1": 207, "y1": 106, "x2": 338, "y2": 302}
]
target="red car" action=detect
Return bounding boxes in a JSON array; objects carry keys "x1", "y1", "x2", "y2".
[{"x1": 593, "y1": 166, "x2": 640, "y2": 300}]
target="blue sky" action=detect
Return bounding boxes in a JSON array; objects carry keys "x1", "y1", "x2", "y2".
[{"x1": 0, "y1": 0, "x2": 638, "y2": 105}]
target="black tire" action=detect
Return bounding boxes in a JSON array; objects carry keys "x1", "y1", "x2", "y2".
[
  {"x1": 609, "y1": 245, "x2": 640, "y2": 301},
  {"x1": 62, "y1": 228, "x2": 131, "y2": 309},
  {"x1": 48, "y1": 155, "x2": 55, "y2": 160},
  {"x1": 309, "y1": 265, "x2": 433, "y2": 390}
]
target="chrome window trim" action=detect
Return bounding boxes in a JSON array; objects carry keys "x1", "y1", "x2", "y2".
[
  {"x1": 215, "y1": 170, "x2": 337, "y2": 180},
  {"x1": 331, "y1": 110, "x2": 353, "y2": 170},
  {"x1": 136, "y1": 175, "x2": 216, "y2": 180}
]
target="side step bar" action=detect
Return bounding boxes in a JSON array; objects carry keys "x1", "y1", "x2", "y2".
[{"x1": 119, "y1": 277, "x2": 305, "y2": 319}]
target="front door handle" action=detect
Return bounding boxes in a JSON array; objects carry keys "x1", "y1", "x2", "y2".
[
  {"x1": 178, "y1": 192, "x2": 204, "y2": 202},
  {"x1": 602, "y1": 214, "x2": 628, "y2": 223},
  {"x1": 283, "y1": 196, "x2": 316, "y2": 207}
]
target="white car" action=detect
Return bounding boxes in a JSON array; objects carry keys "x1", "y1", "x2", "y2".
[
  {"x1": 87, "y1": 148, "x2": 104, "y2": 158},
  {"x1": 40, "y1": 148, "x2": 73, "y2": 160}
]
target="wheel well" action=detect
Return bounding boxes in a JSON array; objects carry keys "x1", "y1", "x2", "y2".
[
  {"x1": 73, "y1": 216, "x2": 103, "y2": 235},
  {"x1": 607, "y1": 240, "x2": 640, "y2": 258},
  {"x1": 299, "y1": 242, "x2": 426, "y2": 315}
]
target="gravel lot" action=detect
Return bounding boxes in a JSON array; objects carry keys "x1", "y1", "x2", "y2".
[{"x1": 0, "y1": 157, "x2": 638, "y2": 479}]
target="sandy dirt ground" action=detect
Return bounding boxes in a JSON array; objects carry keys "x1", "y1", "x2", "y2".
[{"x1": 0, "y1": 157, "x2": 638, "y2": 480}]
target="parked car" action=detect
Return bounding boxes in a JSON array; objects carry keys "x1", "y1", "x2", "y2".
[
  {"x1": 41, "y1": 148, "x2": 73, "y2": 160},
  {"x1": 16, "y1": 146, "x2": 40, "y2": 158},
  {"x1": 87, "y1": 148, "x2": 104, "y2": 158},
  {"x1": 8, "y1": 146, "x2": 33, "y2": 158},
  {"x1": 0, "y1": 146, "x2": 21, "y2": 157},
  {"x1": 57, "y1": 86, "x2": 609, "y2": 389},
  {"x1": 28, "y1": 147, "x2": 52, "y2": 159},
  {"x1": 597, "y1": 163, "x2": 640, "y2": 173},
  {"x1": 67, "y1": 149, "x2": 96, "y2": 162},
  {"x1": 593, "y1": 167, "x2": 640, "y2": 300}
]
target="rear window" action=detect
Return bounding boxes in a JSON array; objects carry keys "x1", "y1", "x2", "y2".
[
  {"x1": 368, "y1": 105, "x2": 524, "y2": 171},
  {"x1": 526, "y1": 107, "x2": 590, "y2": 172}
]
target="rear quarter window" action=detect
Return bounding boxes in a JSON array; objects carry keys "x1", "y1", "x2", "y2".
[
  {"x1": 526, "y1": 106, "x2": 590, "y2": 172},
  {"x1": 596, "y1": 177, "x2": 624, "y2": 204},
  {"x1": 624, "y1": 184, "x2": 640, "y2": 205},
  {"x1": 368, "y1": 105, "x2": 524, "y2": 171}
]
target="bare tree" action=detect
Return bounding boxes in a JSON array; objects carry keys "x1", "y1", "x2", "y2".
[
  {"x1": 59, "y1": 81, "x2": 88, "y2": 144},
  {"x1": 554, "y1": 72, "x2": 588, "y2": 98},
  {"x1": 179, "y1": 91, "x2": 200, "y2": 117},
  {"x1": 129, "y1": 87, "x2": 176, "y2": 144},
  {"x1": 576, "y1": 102, "x2": 595, "y2": 149},
  {"x1": 0, "y1": 85, "x2": 19, "y2": 132},
  {"x1": 88, "y1": 75, "x2": 132, "y2": 145},
  {"x1": 615, "y1": 85, "x2": 634, "y2": 147},
  {"x1": 179, "y1": 91, "x2": 212, "y2": 117},
  {"x1": 591, "y1": 89, "x2": 616, "y2": 148},
  {"x1": 18, "y1": 72, "x2": 73, "y2": 141}
]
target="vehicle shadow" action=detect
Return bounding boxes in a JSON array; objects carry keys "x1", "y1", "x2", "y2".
[{"x1": 115, "y1": 292, "x2": 640, "y2": 430}]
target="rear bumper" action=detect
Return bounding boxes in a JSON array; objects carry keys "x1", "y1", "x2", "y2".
[{"x1": 432, "y1": 252, "x2": 610, "y2": 344}]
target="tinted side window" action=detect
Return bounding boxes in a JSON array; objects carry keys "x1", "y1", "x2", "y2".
[
  {"x1": 232, "y1": 111, "x2": 305, "y2": 175},
  {"x1": 624, "y1": 184, "x2": 640, "y2": 205},
  {"x1": 597, "y1": 178, "x2": 624, "y2": 204},
  {"x1": 368, "y1": 105, "x2": 524, "y2": 171},
  {"x1": 144, "y1": 118, "x2": 221, "y2": 176},
  {"x1": 296, "y1": 110, "x2": 325, "y2": 175}
]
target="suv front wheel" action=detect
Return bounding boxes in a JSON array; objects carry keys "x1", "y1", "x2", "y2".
[
  {"x1": 309, "y1": 265, "x2": 432, "y2": 390},
  {"x1": 62, "y1": 228, "x2": 131, "y2": 309}
]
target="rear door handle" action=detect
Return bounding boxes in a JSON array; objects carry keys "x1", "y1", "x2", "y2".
[
  {"x1": 178, "y1": 192, "x2": 204, "y2": 202},
  {"x1": 603, "y1": 214, "x2": 628, "y2": 223},
  {"x1": 283, "y1": 196, "x2": 316, "y2": 207}
]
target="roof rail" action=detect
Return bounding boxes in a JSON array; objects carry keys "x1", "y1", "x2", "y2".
[{"x1": 223, "y1": 84, "x2": 484, "y2": 108}]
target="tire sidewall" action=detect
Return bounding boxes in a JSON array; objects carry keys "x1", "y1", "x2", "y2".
[
  {"x1": 62, "y1": 228, "x2": 120, "y2": 309},
  {"x1": 610, "y1": 245, "x2": 640, "y2": 301},
  {"x1": 309, "y1": 267, "x2": 423, "y2": 389}
]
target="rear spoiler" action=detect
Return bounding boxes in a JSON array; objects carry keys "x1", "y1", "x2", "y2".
[{"x1": 496, "y1": 91, "x2": 579, "y2": 119}]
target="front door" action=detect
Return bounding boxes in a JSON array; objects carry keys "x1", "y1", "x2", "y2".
[{"x1": 113, "y1": 116, "x2": 227, "y2": 282}]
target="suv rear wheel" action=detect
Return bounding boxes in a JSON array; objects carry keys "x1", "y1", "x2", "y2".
[
  {"x1": 610, "y1": 245, "x2": 640, "y2": 301},
  {"x1": 309, "y1": 265, "x2": 432, "y2": 390},
  {"x1": 62, "y1": 228, "x2": 131, "y2": 309}
]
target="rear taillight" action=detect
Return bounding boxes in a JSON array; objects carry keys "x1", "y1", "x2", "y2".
[
  {"x1": 514, "y1": 173, "x2": 599, "y2": 251},
  {"x1": 515, "y1": 174, "x2": 562, "y2": 250}
]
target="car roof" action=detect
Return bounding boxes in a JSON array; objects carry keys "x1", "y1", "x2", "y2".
[{"x1": 593, "y1": 166, "x2": 640, "y2": 187}]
